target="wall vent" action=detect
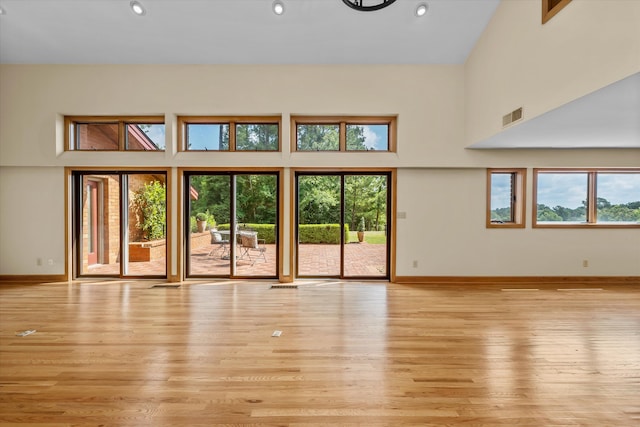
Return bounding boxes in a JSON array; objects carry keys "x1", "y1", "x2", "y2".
[{"x1": 502, "y1": 107, "x2": 523, "y2": 127}]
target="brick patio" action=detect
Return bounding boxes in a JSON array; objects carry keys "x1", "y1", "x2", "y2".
[{"x1": 86, "y1": 242, "x2": 387, "y2": 278}]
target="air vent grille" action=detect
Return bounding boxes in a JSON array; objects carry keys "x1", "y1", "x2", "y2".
[{"x1": 502, "y1": 107, "x2": 523, "y2": 127}]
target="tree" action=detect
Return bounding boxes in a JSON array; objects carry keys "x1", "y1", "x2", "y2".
[
  {"x1": 298, "y1": 175, "x2": 341, "y2": 224},
  {"x1": 537, "y1": 204, "x2": 562, "y2": 222},
  {"x1": 346, "y1": 125, "x2": 368, "y2": 150},
  {"x1": 344, "y1": 175, "x2": 386, "y2": 231},
  {"x1": 132, "y1": 180, "x2": 166, "y2": 240},
  {"x1": 236, "y1": 124, "x2": 278, "y2": 151},
  {"x1": 296, "y1": 125, "x2": 339, "y2": 151}
]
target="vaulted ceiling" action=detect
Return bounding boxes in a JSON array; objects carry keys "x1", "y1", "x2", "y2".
[
  {"x1": 0, "y1": 0, "x2": 637, "y2": 149},
  {"x1": 0, "y1": 0, "x2": 500, "y2": 64}
]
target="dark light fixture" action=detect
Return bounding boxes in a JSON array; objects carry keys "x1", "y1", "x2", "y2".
[{"x1": 341, "y1": 0, "x2": 398, "y2": 12}]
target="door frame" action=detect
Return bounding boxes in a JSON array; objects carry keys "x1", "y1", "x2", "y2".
[
  {"x1": 291, "y1": 168, "x2": 396, "y2": 281},
  {"x1": 70, "y1": 168, "x2": 171, "y2": 280},
  {"x1": 85, "y1": 179, "x2": 100, "y2": 266},
  {"x1": 179, "y1": 168, "x2": 285, "y2": 281}
]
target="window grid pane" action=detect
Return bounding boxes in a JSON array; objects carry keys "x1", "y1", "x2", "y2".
[
  {"x1": 490, "y1": 173, "x2": 514, "y2": 223},
  {"x1": 346, "y1": 124, "x2": 389, "y2": 151},
  {"x1": 76, "y1": 123, "x2": 119, "y2": 150},
  {"x1": 536, "y1": 173, "x2": 588, "y2": 223},
  {"x1": 296, "y1": 124, "x2": 340, "y2": 151},
  {"x1": 126, "y1": 124, "x2": 165, "y2": 151},
  {"x1": 186, "y1": 124, "x2": 230, "y2": 151},
  {"x1": 235, "y1": 124, "x2": 279, "y2": 151},
  {"x1": 596, "y1": 173, "x2": 640, "y2": 224}
]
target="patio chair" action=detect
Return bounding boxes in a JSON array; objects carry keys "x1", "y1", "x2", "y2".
[
  {"x1": 208, "y1": 229, "x2": 229, "y2": 258},
  {"x1": 238, "y1": 231, "x2": 267, "y2": 265}
]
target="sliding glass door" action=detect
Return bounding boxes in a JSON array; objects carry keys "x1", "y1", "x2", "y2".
[
  {"x1": 74, "y1": 171, "x2": 167, "y2": 278},
  {"x1": 297, "y1": 175, "x2": 342, "y2": 276},
  {"x1": 296, "y1": 172, "x2": 390, "y2": 279},
  {"x1": 343, "y1": 175, "x2": 388, "y2": 277},
  {"x1": 185, "y1": 172, "x2": 279, "y2": 279}
]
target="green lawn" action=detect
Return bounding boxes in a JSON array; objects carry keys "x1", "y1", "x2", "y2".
[{"x1": 347, "y1": 230, "x2": 386, "y2": 244}]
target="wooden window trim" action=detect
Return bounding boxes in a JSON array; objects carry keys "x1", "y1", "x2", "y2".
[
  {"x1": 65, "y1": 116, "x2": 164, "y2": 151},
  {"x1": 486, "y1": 168, "x2": 526, "y2": 228},
  {"x1": 542, "y1": 0, "x2": 572, "y2": 24},
  {"x1": 533, "y1": 168, "x2": 640, "y2": 228},
  {"x1": 178, "y1": 116, "x2": 282, "y2": 152},
  {"x1": 291, "y1": 115, "x2": 397, "y2": 153}
]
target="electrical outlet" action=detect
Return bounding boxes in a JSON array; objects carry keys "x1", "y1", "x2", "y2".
[
  {"x1": 36, "y1": 258, "x2": 42, "y2": 266},
  {"x1": 47, "y1": 259, "x2": 54, "y2": 266},
  {"x1": 412, "y1": 260, "x2": 418, "y2": 268},
  {"x1": 582, "y1": 260, "x2": 589, "y2": 268}
]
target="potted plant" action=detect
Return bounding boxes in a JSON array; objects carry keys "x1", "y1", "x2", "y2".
[
  {"x1": 195, "y1": 212, "x2": 207, "y2": 233},
  {"x1": 357, "y1": 217, "x2": 365, "y2": 243}
]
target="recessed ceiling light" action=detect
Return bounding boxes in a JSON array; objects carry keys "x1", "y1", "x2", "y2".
[
  {"x1": 273, "y1": 0, "x2": 285, "y2": 15},
  {"x1": 415, "y1": 2, "x2": 428, "y2": 17},
  {"x1": 130, "y1": 1, "x2": 146, "y2": 16}
]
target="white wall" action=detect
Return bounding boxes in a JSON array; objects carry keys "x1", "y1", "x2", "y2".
[
  {"x1": 0, "y1": 51, "x2": 638, "y2": 278},
  {"x1": 465, "y1": 0, "x2": 640, "y2": 145},
  {"x1": 0, "y1": 167, "x2": 66, "y2": 275},
  {"x1": 397, "y1": 169, "x2": 640, "y2": 277}
]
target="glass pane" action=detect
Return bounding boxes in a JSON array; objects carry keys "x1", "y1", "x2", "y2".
[
  {"x1": 79, "y1": 174, "x2": 120, "y2": 275},
  {"x1": 296, "y1": 124, "x2": 339, "y2": 151},
  {"x1": 76, "y1": 123, "x2": 119, "y2": 150},
  {"x1": 490, "y1": 173, "x2": 513, "y2": 223},
  {"x1": 236, "y1": 124, "x2": 279, "y2": 151},
  {"x1": 596, "y1": 173, "x2": 640, "y2": 224},
  {"x1": 346, "y1": 124, "x2": 389, "y2": 151},
  {"x1": 344, "y1": 175, "x2": 388, "y2": 277},
  {"x1": 126, "y1": 124, "x2": 165, "y2": 151},
  {"x1": 186, "y1": 124, "x2": 230, "y2": 150},
  {"x1": 187, "y1": 175, "x2": 231, "y2": 276},
  {"x1": 297, "y1": 175, "x2": 341, "y2": 276},
  {"x1": 536, "y1": 173, "x2": 588, "y2": 223},
  {"x1": 235, "y1": 174, "x2": 278, "y2": 277},
  {"x1": 126, "y1": 174, "x2": 167, "y2": 276}
]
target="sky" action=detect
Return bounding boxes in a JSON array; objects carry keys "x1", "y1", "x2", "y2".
[
  {"x1": 141, "y1": 124, "x2": 166, "y2": 150},
  {"x1": 186, "y1": 124, "x2": 228, "y2": 150},
  {"x1": 493, "y1": 172, "x2": 640, "y2": 209},
  {"x1": 359, "y1": 125, "x2": 388, "y2": 150}
]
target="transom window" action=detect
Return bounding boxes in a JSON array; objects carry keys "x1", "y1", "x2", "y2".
[
  {"x1": 65, "y1": 116, "x2": 165, "y2": 151},
  {"x1": 533, "y1": 169, "x2": 640, "y2": 227},
  {"x1": 178, "y1": 116, "x2": 281, "y2": 152},
  {"x1": 291, "y1": 116, "x2": 396, "y2": 152}
]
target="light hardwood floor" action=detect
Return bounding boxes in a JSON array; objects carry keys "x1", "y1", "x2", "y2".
[{"x1": 1, "y1": 280, "x2": 639, "y2": 426}]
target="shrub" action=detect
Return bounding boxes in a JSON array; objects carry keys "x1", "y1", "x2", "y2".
[
  {"x1": 299, "y1": 224, "x2": 350, "y2": 244},
  {"x1": 217, "y1": 223, "x2": 277, "y2": 244},
  {"x1": 212, "y1": 223, "x2": 352, "y2": 244},
  {"x1": 358, "y1": 216, "x2": 366, "y2": 232},
  {"x1": 132, "y1": 180, "x2": 166, "y2": 241}
]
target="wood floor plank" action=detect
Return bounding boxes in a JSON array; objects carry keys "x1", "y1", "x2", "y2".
[{"x1": 1, "y1": 281, "x2": 639, "y2": 425}]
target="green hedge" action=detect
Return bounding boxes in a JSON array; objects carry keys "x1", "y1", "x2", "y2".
[
  {"x1": 215, "y1": 223, "x2": 350, "y2": 244},
  {"x1": 216, "y1": 224, "x2": 276, "y2": 244},
  {"x1": 298, "y1": 224, "x2": 350, "y2": 244}
]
